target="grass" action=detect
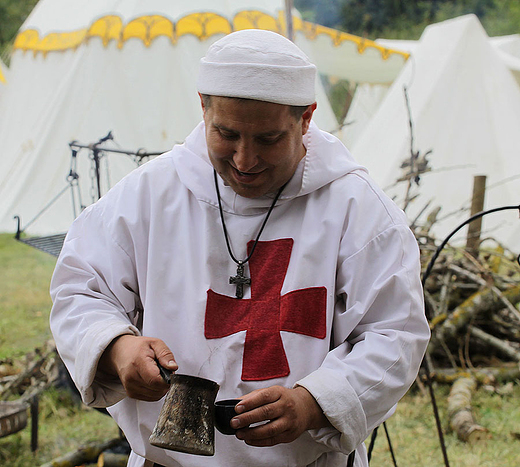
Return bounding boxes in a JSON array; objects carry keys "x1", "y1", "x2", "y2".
[
  {"x1": 0, "y1": 233, "x2": 55, "y2": 359},
  {"x1": 0, "y1": 387, "x2": 120, "y2": 466},
  {"x1": 1, "y1": 232, "x2": 519, "y2": 465},
  {"x1": 369, "y1": 385, "x2": 520, "y2": 466},
  {"x1": 0, "y1": 233, "x2": 119, "y2": 466}
]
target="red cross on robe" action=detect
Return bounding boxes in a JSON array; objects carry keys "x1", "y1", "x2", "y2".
[{"x1": 205, "y1": 238, "x2": 327, "y2": 381}]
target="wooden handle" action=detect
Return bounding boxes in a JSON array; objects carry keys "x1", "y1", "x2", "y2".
[{"x1": 155, "y1": 359, "x2": 172, "y2": 385}]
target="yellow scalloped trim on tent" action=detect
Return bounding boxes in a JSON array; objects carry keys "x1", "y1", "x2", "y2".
[
  {"x1": 36, "y1": 30, "x2": 88, "y2": 55},
  {"x1": 12, "y1": 10, "x2": 408, "y2": 62},
  {"x1": 289, "y1": 15, "x2": 409, "y2": 60},
  {"x1": 122, "y1": 15, "x2": 175, "y2": 47},
  {"x1": 87, "y1": 15, "x2": 123, "y2": 47},
  {"x1": 14, "y1": 28, "x2": 87, "y2": 54},
  {"x1": 0, "y1": 64, "x2": 5, "y2": 83},
  {"x1": 176, "y1": 12, "x2": 231, "y2": 41},
  {"x1": 233, "y1": 10, "x2": 282, "y2": 32},
  {"x1": 13, "y1": 29, "x2": 40, "y2": 52}
]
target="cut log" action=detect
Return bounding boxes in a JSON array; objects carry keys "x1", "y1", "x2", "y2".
[
  {"x1": 470, "y1": 326, "x2": 520, "y2": 361},
  {"x1": 98, "y1": 452, "x2": 129, "y2": 466},
  {"x1": 449, "y1": 264, "x2": 520, "y2": 322},
  {"x1": 40, "y1": 438, "x2": 120, "y2": 467},
  {"x1": 447, "y1": 377, "x2": 488, "y2": 443},
  {"x1": 425, "y1": 365, "x2": 520, "y2": 385},
  {"x1": 438, "y1": 284, "x2": 520, "y2": 340}
]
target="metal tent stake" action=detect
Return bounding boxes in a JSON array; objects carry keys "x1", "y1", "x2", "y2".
[{"x1": 420, "y1": 204, "x2": 520, "y2": 467}]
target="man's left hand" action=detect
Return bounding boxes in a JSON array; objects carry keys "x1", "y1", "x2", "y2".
[{"x1": 230, "y1": 385, "x2": 331, "y2": 447}]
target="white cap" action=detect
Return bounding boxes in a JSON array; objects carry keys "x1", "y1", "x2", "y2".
[{"x1": 197, "y1": 29, "x2": 316, "y2": 106}]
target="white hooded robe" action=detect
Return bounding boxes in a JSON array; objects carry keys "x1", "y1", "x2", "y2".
[{"x1": 50, "y1": 121, "x2": 430, "y2": 467}]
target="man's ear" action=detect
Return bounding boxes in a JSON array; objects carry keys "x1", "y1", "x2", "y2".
[
  {"x1": 301, "y1": 102, "x2": 317, "y2": 135},
  {"x1": 199, "y1": 92, "x2": 206, "y2": 116}
]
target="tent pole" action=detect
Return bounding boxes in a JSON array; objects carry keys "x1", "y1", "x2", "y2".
[
  {"x1": 92, "y1": 149, "x2": 102, "y2": 201},
  {"x1": 284, "y1": 0, "x2": 294, "y2": 42},
  {"x1": 465, "y1": 175, "x2": 487, "y2": 258}
]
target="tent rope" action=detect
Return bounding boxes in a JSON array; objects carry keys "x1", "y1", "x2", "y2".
[{"x1": 14, "y1": 184, "x2": 70, "y2": 237}]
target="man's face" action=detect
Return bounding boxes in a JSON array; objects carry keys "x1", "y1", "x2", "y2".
[{"x1": 201, "y1": 95, "x2": 316, "y2": 199}]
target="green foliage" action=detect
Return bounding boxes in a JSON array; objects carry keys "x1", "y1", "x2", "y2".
[
  {"x1": 480, "y1": 0, "x2": 520, "y2": 36},
  {"x1": 0, "y1": 0, "x2": 39, "y2": 58},
  {"x1": 320, "y1": 75, "x2": 355, "y2": 123},
  {"x1": 294, "y1": 0, "x2": 344, "y2": 28},
  {"x1": 295, "y1": 0, "x2": 520, "y2": 39},
  {"x1": 340, "y1": 0, "x2": 502, "y2": 38}
]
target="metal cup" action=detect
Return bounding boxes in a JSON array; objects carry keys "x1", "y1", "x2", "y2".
[{"x1": 149, "y1": 372, "x2": 220, "y2": 456}]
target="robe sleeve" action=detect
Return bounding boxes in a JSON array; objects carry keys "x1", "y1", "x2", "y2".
[
  {"x1": 296, "y1": 221, "x2": 430, "y2": 455},
  {"x1": 50, "y1": 204, "x2": 141, "y2": 408}
]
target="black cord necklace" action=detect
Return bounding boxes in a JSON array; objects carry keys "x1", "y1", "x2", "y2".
[{"x1": 213, "y1": 169, "x2": 285, "y2": 299}]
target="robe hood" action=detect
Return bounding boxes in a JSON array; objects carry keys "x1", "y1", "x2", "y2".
[{"x1": 172, "y1": 120, "x2": 367, "y2": 215}]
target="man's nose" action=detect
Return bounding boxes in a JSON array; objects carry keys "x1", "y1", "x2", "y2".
[{"x1": 233, "y1": 141, "x2": 258, "y2": 172}]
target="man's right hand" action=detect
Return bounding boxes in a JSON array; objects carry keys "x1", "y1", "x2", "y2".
[{"x1": 98, "y1": 335, "x2": 178, "y2": 401}]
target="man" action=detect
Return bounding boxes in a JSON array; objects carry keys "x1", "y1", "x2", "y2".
[{"x1": 50, "y1": 29, "x2": 429, "y2": 467}]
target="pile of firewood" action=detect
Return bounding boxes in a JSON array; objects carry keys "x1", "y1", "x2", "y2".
[
  {"x1": 419, "y1": 237, "x2": 519, "y2": 376},
  {"x1": 415, "y1": 227, "x2": 520, "y2": 443}
]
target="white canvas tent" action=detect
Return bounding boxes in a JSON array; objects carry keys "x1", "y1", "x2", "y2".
[
  {"x1": 340, "y1": 39, "x2": 418, "y2": 148},
  {"x1": 341, "y1": 82, "x2": 391, "y2": 147},
  {"x1": 344, "y1": 30, "x2": 520, "y2": 149},
  {"x1": 378, "y1": 33, "x2": 520, "y2": 88},
  {"x1": 350, "y1": 15, "x2": 520, "y2": 251},
  {"x1": 490, "y1": 33, "x2": 520, "y2": 86},
  {"x1": 293, "y1": 18, "x2": 409, "y2": 84},
  {"x1": 0, "y1": 0, "x2": 408, "y2": 237}
]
